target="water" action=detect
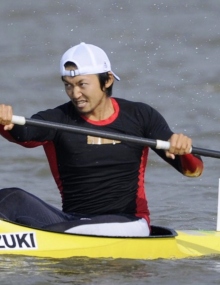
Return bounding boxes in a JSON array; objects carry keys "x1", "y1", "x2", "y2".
[
  {"x1": 1, "y1": 256, "x2": 220, "y2": 285},
  {"x1": 0, "y1": 0, "x2": 220, "y2": 284}
]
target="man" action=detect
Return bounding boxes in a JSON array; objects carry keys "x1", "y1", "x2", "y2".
[{"x1": 0, "y1": 42, "x2": 203, "y2": 236}]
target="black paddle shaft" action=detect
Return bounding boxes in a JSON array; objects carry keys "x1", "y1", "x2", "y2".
[
  {"x1": 25, "y1": 118, "x2": 158, "y2": 148},
  {"x1": 25, "y1": 118, "x2": 220, "y2": 159}
]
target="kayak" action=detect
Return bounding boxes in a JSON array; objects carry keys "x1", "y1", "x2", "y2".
[
  {"x1": 2, "y1": 117, "x2": 220, "y2": 260},
  {"x1": 1, "y1": 218, "x2": 220, "y2": 260}
]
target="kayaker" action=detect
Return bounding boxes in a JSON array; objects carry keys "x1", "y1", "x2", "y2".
[{"x1": 0, "y1": 42, "x2": 204, "y2": 237}]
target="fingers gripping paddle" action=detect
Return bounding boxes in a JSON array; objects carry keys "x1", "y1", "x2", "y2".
[{"x1": 11, "y1": 115, "x2": 220, "y2": 159}]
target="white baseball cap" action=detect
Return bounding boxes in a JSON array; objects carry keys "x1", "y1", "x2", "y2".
[{"x1": 60, "y1": 42, "x2": 120, "y2": 81}]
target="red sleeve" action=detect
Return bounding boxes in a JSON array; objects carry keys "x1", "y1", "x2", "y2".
[
  {"x1": 0, "y1": 125, "x2": 16, "y2": 142},
  {"x1": 180, "y1": 154, "x2": 204, "y2": 177},
  {"x1": 0, "y1": 125, "x2": 45, "y2": 148}
]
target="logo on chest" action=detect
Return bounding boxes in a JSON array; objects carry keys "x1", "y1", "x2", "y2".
[{"x1": 87, "y1": 136, "x2": 121, "y2": 145}]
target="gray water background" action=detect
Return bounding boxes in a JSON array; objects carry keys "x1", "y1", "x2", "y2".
[{"x1": 1, "y1": 0, "x2": 220, "y2": 284}]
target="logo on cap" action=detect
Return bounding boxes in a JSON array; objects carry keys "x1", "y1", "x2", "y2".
[{"x1": 103, "y1": 61, "x2": 108, "y2": 70}]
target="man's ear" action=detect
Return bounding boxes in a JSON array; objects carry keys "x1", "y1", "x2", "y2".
[{"x1": 105, "y1": 72, "x2": 114, "y2": 88}]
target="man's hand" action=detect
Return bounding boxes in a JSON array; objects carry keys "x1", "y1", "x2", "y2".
[
  {"x1": 0, "y1": 104, "x2": 14, "y2": 130},
  {"x1": 165, "y1": 133, "x2": 192, "y2": 159}
]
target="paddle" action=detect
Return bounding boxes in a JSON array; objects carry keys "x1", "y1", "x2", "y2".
[{"x1": 11, "y1": 115, "x2": 220, "y2": 159}]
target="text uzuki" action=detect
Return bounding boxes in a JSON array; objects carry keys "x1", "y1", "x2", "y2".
[{"x1": 0, "y1": 232, "x2": 37, "y2": 250}]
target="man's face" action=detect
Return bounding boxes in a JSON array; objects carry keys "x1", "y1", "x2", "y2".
[{"x1": 62, "y1": 72, "x2": 106, "y2": 116}]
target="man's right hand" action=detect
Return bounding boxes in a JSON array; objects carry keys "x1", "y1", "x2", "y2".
[{"x1": 0, "y1": 104, "x2": 14, "y2": 130}]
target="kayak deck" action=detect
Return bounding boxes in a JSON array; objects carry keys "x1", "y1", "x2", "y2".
[{"x1": 1, "y1": 219, "x2": 220, "y2": 260}]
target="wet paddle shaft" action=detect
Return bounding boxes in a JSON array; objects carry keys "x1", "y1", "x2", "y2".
[{"x1": 11, "y1": 115, "x2": 220, "y2": 159}]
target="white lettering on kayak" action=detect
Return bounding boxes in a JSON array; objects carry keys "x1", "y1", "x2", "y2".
[{"x1": 0, "y1": 232, "x2": 37, "y2": 250}]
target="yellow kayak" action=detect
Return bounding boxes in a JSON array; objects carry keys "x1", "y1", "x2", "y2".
[{"x1": 0, "y1": 218, "x2": 220, "y2": 260}]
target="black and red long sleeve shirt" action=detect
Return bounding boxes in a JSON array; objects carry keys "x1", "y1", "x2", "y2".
[{"x1": 0, "y1": 98, "x2": 203, "y2": 224}]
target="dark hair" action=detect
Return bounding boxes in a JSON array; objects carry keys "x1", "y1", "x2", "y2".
[
  {"x1": 98, "y1": 72, "x2": 114, "y2": 97},
  {"x1": 64, "y1": 61, "x2": 78, "y2": 69}
]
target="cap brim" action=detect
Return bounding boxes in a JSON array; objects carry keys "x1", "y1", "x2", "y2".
[{"x1": 112, "y1": 72, "x2": 120, "y2": 81}]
